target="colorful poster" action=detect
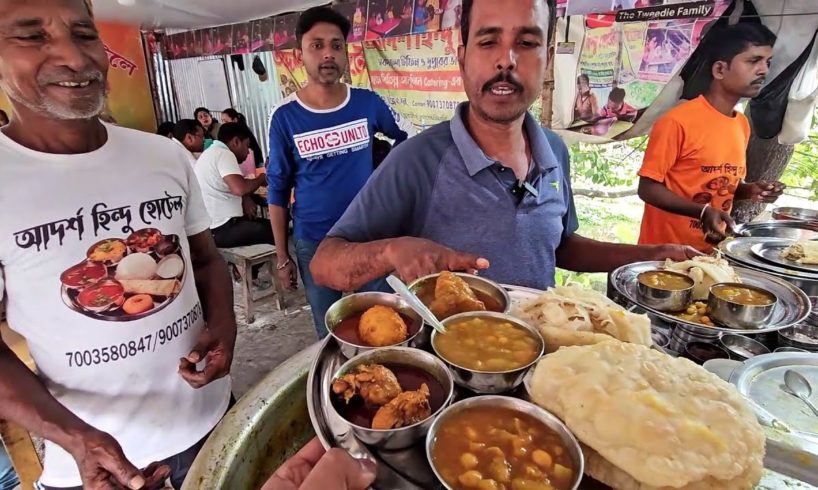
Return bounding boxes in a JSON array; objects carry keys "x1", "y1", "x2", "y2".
[
  {"x1": 273, "y1": 50, "x2": 308, "y2": 98},
  {"x1": 411, "y1": 0, "x2": 443, "y2": 34},
  {"x1": 367, "y1": 0, "x2": 414, "y2": 39},
  {"x1": 638, "y1": 19, "x2": 695, "y2": 83},
  {"x1": 347, "y1": 43, "x2": 372, "y2": 89},
  {"x1": 275, "y1": 13, "x2": 299, "y2": 50},
  {"x1": 232, "y1": 23, "x2": 252, "y2": 54},
  {"x1": 216, "y1": 25, "x2": 234, "y2": 55},
  {"x1": 0, "y1": 22, "x2": 156, "y2": 133},
  {"x1": 364, "y1": 30, "x2": 464, "y2": 130},
  {"x1": 439, "y1": 0, "x2": 462, "y2": 30},
  {"x1": 98, "y1": 22, "x2": 157, "y2": 132},
  {"x1": 571, "y1": 26, "x2": 635, "y2": 138},
  {"x1": 333, "y1": 1, "x2": 370, "y2": 42}
]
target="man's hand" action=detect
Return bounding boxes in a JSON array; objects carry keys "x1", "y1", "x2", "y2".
[
  {"x1": 384, "y1": 237, "x2": 490, "y2": 284},
  {"x1": 652, "y1": 244, "x2": 703, "y2": 262},
  {"x1": 277, "y1": 257, "x2": 298, "y2": 291},
  {"x1": 69, "y1": 428, "x2": 170, "y2": 490},
  {"x1": 262, "y1": 438, "x2": 377, "y2": 490},
  {"x1": 701, "y1": 206, "x2": 737, "y2": 243},
  {"x1": 737, "y1": 181, "x2": 786, "y2": 203},
  {"x1": 178, "y1": 327, "x2": 234, "y2": 389}
]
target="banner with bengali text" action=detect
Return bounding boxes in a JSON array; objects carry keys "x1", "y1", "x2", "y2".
[{"x1": 363, "y1": 30, "x2": 465, "y2": 131}]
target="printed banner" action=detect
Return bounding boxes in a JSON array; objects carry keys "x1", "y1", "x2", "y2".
[
  {"x1": 616, "y1": 1, "x2": 716, "y2": 22},
  {"x1": 364, "y1": 30, "x2": 464, "y2": 130},
  {"x1": 334, "y1": 1, "x2": 370, "y2": 42},
  {"x1": 98, "y1": 22, "x2": 157, "y2": 132},
  {"x1": 366, "y1": 0, "x2": 414, "y2": 40},
  {"x1": 274, "y1": 50, "x2": 308, "y2": 98},
  {"x1": 348, "y1": 43, "x2": 372, "y2": 89},
  {"x1": 562, "y1": 0, "x2": 730, "y2": 139}
]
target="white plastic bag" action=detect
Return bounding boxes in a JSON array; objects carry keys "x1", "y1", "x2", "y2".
[{"x1": 779, "y1": 31, "x2": 818, "y2": 145}]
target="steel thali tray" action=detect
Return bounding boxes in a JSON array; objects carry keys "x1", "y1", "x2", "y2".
[
  {"x1": 720, "y1": 237, "x2": 818, "y2": 280},
  {"x1": 751, "y1": 240, "x2": 818, "y2": 274},
  {"x1": 610, "y1": 261, "x2": 812, "y2": 335},
  {"x1": 307, "y1": 285, "x2": 817, "y2": 489}
]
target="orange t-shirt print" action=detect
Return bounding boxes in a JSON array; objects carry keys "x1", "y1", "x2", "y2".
[{"x1": 638, "y1": 96, "x2": 750, "y2": 252}]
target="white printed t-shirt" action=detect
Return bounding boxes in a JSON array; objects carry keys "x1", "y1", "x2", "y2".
[
  {"x1": 0, "y1": 124, "x2": 231, "y2": 487},
  {"x1": 194, "y1": 141, "x2": 243, "y2": 228}
]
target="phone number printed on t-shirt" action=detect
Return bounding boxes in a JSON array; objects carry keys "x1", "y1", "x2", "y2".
[{"x1": 65, "y1": 302, "x2": 202, "y2": 368}]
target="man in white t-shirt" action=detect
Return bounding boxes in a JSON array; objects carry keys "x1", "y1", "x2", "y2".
[
  {"x1": 0, "y1": 1, "x2": 235, "y2": 489},
  {"x1": 172, "y1": 119, "x2": 205, "y2": 166},
  {"x1": 194, "y1": 123, "x2": 272, "y2": 249}
]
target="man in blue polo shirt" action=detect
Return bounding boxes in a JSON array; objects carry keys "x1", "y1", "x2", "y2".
[
  {"x1": 310, "y1": 0, "x2": 698, "y2": 292},
  {"x1": 267, "y1": 6, "x2": 413, "y2": 337}
]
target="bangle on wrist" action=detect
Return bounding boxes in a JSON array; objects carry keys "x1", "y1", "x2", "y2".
[
  {"x1": 699, "y1": 203, "x2": 710, "y2": 221},
  {"x1": 276, "y1": 258, "x2": 291, "y2": 270}
]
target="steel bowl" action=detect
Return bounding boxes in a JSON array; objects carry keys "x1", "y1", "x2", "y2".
[
  {"x1": 651, "y1": 329, "x2": 670, "y2": 349},
  {"x1": 426, "y1": 396, "x2": 584, "y2": 490},
  {"x1": 636, "y1": 270, "x2": 695, "y2": 312},
  {"x1": 774, "y1": 346, "x2": 809, "y2": 353},
  {"x1": 433, "y1": 312, "x2": 544, "y2": 394},
  {"x1": 325, "y1": 292, "x2": 426, "y2": 359},
  {"x1": 408, "y1": 272, "x2": 511, "y2": 316},
  {"x1": 778, "y1": 323, "x2": 818, "y2": 352},
  {"x1": 719, "y1": 334, "x2": 770, "y2": 360},
  {"x1": 707, "y1": 282, "x2": 778, "y2": 330},
  {"x1": 328, "y1": 346, "x2": 454, "y2": 450}
]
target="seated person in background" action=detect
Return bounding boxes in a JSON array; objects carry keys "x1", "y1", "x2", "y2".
[
  {"x1": 638, "y1": 23, "x2": 784, "y2": 252},
  {"x1": 173, "y1": 119, "x2": 206, "y2": 165},
  {"x1": 195, "y1": 107, "x2": 221, "y2": 149},
  {"x1": 156, "y1": 121, "x2": 176, "y2": 138},
  {"x1": 221, "y1": 108, "x2": 264, "y2": 171},
  {"x1": 599, "y1": 87, "x2": 637, "y2": 122},
  {"x1": 195, "y1": 123, "x2": 272, "y2": 249}
]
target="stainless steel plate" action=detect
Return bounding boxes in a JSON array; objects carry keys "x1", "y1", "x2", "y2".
[
  {"x1": 610, "y1": 261, "x2": 812, "y2": 334},
  {"x1": 730, "y1": 353, "x2": 818, "y2": 435},
  {"x1": 772, "y1": 207, "x2": 818, "y2": 223},
  {"x1": 751, "y1": 241, "x2": 818, "y2": 274},
  {"x1": 736, "y1": 220, "x2": 818, "y2": 239},
  {"x1": 306, "y1": 286, "x2": 551, "y2": 490},
  {"x1": 720, "y1": 237, "x2": 818, "y2": 280}
]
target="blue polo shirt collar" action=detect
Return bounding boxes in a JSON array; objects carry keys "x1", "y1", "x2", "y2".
[{"x1": 450, "y1": 102, "x2": 560, "y2": 178}]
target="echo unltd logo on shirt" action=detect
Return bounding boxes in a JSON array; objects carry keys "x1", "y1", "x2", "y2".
[{"x1": 294, "y1": 119, "x2": 370, "y2": 160}]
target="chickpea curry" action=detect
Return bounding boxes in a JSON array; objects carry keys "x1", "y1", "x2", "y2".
[
  {"x1": 431, "y1": 407, "x2": 575, "y2": 490},
  {"x1": 434, "y1": 317, "x2": 541, "y2": 372}
]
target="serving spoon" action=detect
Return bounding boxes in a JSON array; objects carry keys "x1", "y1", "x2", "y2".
[
  {"x1": 386, "y1": 275, "x2": 447, "y2": 334},
  {"x1": 784, "y1": 369, "x2": 818, "y2": 418}
]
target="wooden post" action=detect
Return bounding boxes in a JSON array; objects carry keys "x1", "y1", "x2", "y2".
[{"x1": 0, "y1": 420, "x2": 42, "y2": 490}]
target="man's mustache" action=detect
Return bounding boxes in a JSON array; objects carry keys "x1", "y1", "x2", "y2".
[{"x1": 482, "y1": 71, "x2": 524, "y2": 93}]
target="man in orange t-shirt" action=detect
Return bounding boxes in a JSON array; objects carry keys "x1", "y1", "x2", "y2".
[{"x1": 638, "y1": 23, "x2": 785, "y2": 252}]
